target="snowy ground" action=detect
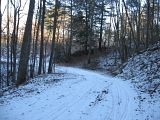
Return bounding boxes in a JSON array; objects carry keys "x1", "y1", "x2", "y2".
[
  {"x1": 117, "y1": 46, "x2": 160, "y2": 120},
  {"x1": 0, "y1": 66, "x2": 159, "y2": 120}
]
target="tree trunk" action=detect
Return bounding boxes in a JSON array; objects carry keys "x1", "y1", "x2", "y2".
[
  {"x1": 0, "y1": 0, "x2": 2, "y2": 88},
  {"x1": 48, "y1": 0, "x2": 59, "y2": 73},
  {"x1": 62, "y1": 7, "x2": 66, "y2": 56},
  {"x1": 68, "y1": 0, "x2": 73, "y2": 58},
  {"x1": 32, "y1": 0, "x2": 42, "y2": 76},
  {"x1": 156, "y1": 0, "x2": 159, "y2": 41},
  {"x1": 99, "y1": 1, "x2": 104, "y2": 51},
  {"x1": 13, "y1": 7, "x2": 20, "y2": 82},
  {"x1": 7, "y1": 0, "x2": 10, "y2": 86},
  {"x1": 137, "y1": 0, "x2": 141, "y2": 50},
  {"x1": 87, "y1": 0, "x2": 94, "y2": 64},
  {"x1": 16, "y1": 0, "x2": 35, "y2": 86},
  {"x1": 146, "y1": 0, "x2": 150, "y2": 48},
  {"x1": 84, "y1": 0, "x2": 88, "y2": 53},
  {"x1": 10, "y1": 0, "x2": 19, "y2": 83},
  {"x1": 38, "y1": 0, "x2": 46, "y2": 75},
  {"x1": 151, "y1": 0, "x2": 155, "y2": 44},
  {"x1": 122, "y1": 0, "x2": 137, "y2": 52}
]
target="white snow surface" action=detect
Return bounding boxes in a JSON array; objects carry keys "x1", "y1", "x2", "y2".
[{"x1": 0, "y1": 66, "x2": 159, "y2": 120}]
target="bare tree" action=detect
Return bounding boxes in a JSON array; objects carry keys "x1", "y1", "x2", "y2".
[{"x1": 10, "y1": 0, "x2": 22, "y2": 83}]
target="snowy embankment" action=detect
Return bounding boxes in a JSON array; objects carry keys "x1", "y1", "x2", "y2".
[
  {"x1": 117, "y1": 44, "x2": 160, "y2": 120},
  {"x1": 118, "y1": 45, "x2": 160, "y2": 93},
  {"x1": 0, "y1": 66, "x2": 159, "y2": 120}
]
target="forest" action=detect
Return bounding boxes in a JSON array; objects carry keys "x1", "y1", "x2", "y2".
[
  {"x1": 0, "y1": 0, "x2": 160, "y2": 120},
  {"x1": 0, "y1": 0, "x2": 159, "y2": 88}
]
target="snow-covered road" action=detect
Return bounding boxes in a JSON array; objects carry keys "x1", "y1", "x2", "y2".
[{"x1": 0, "y1": 67, "x2": 139, "y2": 120}]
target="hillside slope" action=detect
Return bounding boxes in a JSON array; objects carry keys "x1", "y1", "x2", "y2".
[
  {"x1": 117, "y1": 44, "x2": 160, "y2": 120},
  {"x1": 118, "y1": 44, "x2": 160, "y2": 93}
]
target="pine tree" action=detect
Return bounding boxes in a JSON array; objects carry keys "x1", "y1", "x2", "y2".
[{"x1": 16, "y1": 0, "x2": 35, "y2": 86}]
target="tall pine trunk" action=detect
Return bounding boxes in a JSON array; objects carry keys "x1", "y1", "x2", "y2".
[
  {"x1": 146, "y1": 0, "x2": 150, "y2": 48},
  {"x1": 99, "y1": 1, "x2": 104, "y2": 51},
  {"x1": 48, "y1": 0, "x2": 59, "y2": 73},
  {"x1": 68, "y1": 0, "x2": 72, "y2": 58},
  {"x1": 38, "y1": 0, "x2": 46, "y2": 74},
  {"x1": 32, "y1": 0, "x2": 42, "y2": 76},
  {"x1": 16, "y1": 0, "x2": 35, "y2": 86},
  {"x1": 7, "y1": 0, "x2": 10, "y2": 86},
  {"x1": 84, "y1": 0, "x2": 88, "y2": 53},
  {"x1": 87, "y1": 0, "x2": 94, "y2": 64},
  {"x1": 10, "y1": 0, "x2": 19, "y2": 83}
]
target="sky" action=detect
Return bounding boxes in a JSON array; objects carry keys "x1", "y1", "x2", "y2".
[
  {"x1": 1, "y1": 0, "x2": 29, "y2": 18},
  {"x1": 1, "y1": 0, "x2": 33, "y2": 32}
]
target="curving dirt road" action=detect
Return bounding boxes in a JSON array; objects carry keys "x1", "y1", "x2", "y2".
[{"x1": 0, "y1": 67, "x2": 139, "y2": 120}]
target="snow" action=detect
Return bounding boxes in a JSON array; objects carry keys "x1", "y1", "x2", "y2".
[
  {"x1": 0, "y1": 67, "x2": 138, "y2": 120},
  {"x1": 0, "y1": 66, "x2": 159, "y2": 120},
  {"x1": 116, "y1": 44, "x2": 160, "y2": 120}
]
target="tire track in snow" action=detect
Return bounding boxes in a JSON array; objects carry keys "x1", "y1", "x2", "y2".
[
  {"x1": 103, "y1": 80, "x2": 121, "y2": 120},
  {"x1": 115, "y1": 80, "x2": 128, "y2": 120},
  {"x1": 52, "y1": 67, "x2": 138, "y2": 120},
  {"x1": 119, "y1": 81, "x2": 135, "y2": 120},
  {"x1": 103, "y1": 79, "x2": 135, "y2": 120},
  {"x1": 0, "y1": 67, "x2": 138, "y2": 120},
  {"x1": 38, "y1": 81, "x2": 98, "y2": 120},
  {"x1": 52, "y1": 87, "x2": 97, "y2": 119}
]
